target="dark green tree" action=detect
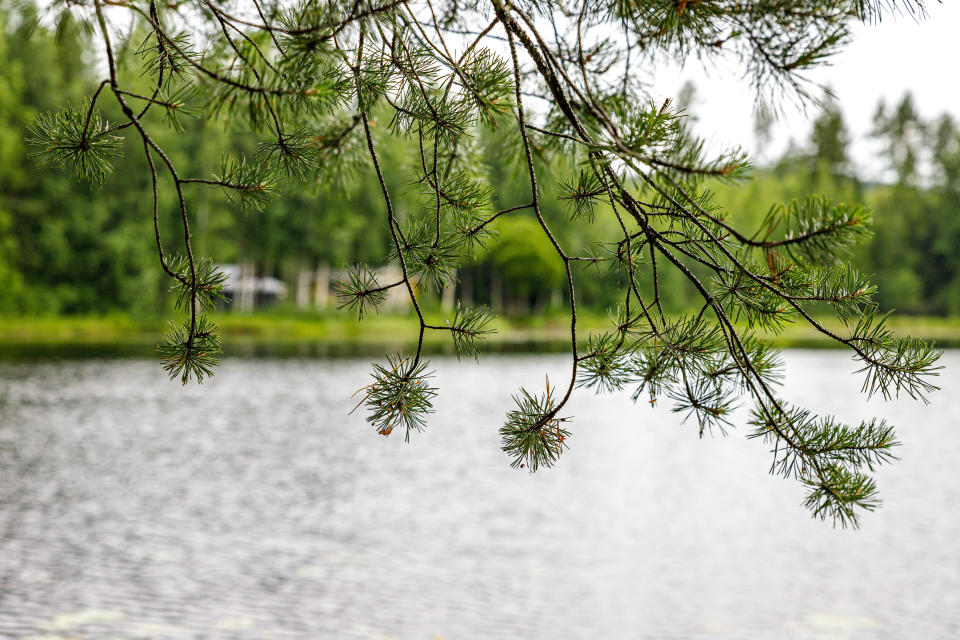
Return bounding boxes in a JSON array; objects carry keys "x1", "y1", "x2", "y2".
[
  {"x1": 810, "y1": 91, "x2": 851, "y2": 180},
  {"x1": 873, "y1": 93, "x2": 925, "y2": 186},
  {"x1": 26, "y1": 0, "x2": 941, "y2": 527},
  {"x1": 860, "y1": 95, "x2": 960, "y2": 314},
  {"x1": 2, "y1": 6, "x2": 167, "y2": 314}
]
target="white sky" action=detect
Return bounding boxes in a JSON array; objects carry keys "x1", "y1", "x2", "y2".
[
  {"x1": 648, "y1": 1, "x2": 960, "y2": 178},
  {"x1": 80, "y1": 0, "x2": 958, "y2": 180}
]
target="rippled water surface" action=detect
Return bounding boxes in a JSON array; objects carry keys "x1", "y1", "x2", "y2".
[{"x1": 0, "y1": 352, "x2": 958, "y2": 639}]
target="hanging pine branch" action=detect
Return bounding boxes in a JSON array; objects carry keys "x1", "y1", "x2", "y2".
[{"x1": 28, "y1": 0, "x2": 940, "y2": 528}]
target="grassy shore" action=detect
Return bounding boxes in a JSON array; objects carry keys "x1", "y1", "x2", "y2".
[{"x1": 2, "y1": 310, "x2": 959, "y2": 359}]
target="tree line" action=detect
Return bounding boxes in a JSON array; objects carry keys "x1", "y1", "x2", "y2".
[{"x1": 1, "y1": 4, "x2": 957, "y2": 319}]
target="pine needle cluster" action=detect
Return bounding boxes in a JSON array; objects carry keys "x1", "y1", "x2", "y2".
[
  {"x1": 27, "y1": 100, "x2": 123, "y2": 185},
  {"x1": 500, "y1": 379, "x2": 571, "y2": 472},
  {"x1": 357, "y1": 354, "x2": 438, "y2": 441}
]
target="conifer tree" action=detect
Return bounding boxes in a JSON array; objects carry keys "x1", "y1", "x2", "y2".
[
  {"x1": 27, "y1": 0, "x2": 941, "y2": 527},
  {"x1": 811, "y1": 93, "x2": 852, "y2": 179}
]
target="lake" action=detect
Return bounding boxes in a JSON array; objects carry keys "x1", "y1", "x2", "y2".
[{"x1": 0, "y1": 351, "x2": 957, "y2": 639}]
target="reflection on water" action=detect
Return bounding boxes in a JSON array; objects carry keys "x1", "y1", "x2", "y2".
[
  {"x1": 0, "y1": 352, "x2": 957, "y2": 639},
  {"x1": 0, "y1": 338, "x2": 575, "y2": 363}
]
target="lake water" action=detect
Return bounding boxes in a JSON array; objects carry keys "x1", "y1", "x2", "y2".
[{"x1": 0, "y1": 351, "x2": 957, "y2": 639}]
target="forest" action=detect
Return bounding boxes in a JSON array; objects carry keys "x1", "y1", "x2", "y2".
[{"x1": 2, "y1": 3, "x2": 958, "y2": 323}]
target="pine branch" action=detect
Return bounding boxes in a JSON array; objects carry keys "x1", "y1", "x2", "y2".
[{"x1": 39, "y1": 0, "x2": 939, "y2": 528}]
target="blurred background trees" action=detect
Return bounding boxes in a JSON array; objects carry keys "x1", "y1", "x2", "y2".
[{"x1": 1, "y1": 1, "x2": 957, "y2": 320}]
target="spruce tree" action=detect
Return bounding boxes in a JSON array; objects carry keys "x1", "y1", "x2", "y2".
[{"x1": 26, "y1": 0, "x2": 941, "y2": 527}]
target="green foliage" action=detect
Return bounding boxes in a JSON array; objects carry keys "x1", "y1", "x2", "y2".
[
  {"x1": 360, "y1": 354, "x2": 437, "y2": 441},
  {"x1": 577, "y1": 332, "x2": 631, "y2": 393},
  {"x1": 849, "y1": 313, "x2": 942, "y2": 402},
  {"x1": 558, "y1": 170, "x2": 605, "y2": 222},
  {"x1": 499, "y1": 380, "x2": 570, "y2": 472},
  {"x1": 445, "y1": 303, "x2": 496, "y2": 361},
  {"x1": 214, "y1": 156, "x2": 277, "y2": 212},
  {"x1": 435, "y1": 169, "x2": 493, "y2": 220},
  {"x1": 158, "y1": 314, "x2": 222, "y2": 385},
  {"x1": 757, "y1": 196, "x2": 873, "y2": 264},
  {"x1": 27, "y1": 101, "x2": 122, "y2": 185},
  {"x1": 391, "y1": 220, "x2": 460, "y2": 291},
  {"x1": 802, "y1": 466, "x2": 880, "y2": 529},
  {"x1": 169, "y1": 255, "x2": 228, "y2": 312},
  {"x1": 459, "y1": 48, "x2": 514, "y2": 127},
  {"x1": 749, "y1": 403, "x2": 899, "y2": 528},
  {"x1": 135, "y1": 29, "x2": 193, "y2": 83},
  {"x1": 257, "y1": 130, "x2": 319, "y2": 179},
  {"x1": 489, "y1": 217, "x2": 564, "y2": 298},
  {"x1": 334, "y1": 264, "x2": 389, "y2": 320}
]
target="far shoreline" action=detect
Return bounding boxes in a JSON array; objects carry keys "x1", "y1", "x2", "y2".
[{"x1": 3, "y1": 312, "x2": 960, "y2": 360}]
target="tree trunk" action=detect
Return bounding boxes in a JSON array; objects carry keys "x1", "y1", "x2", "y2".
[
  {"x1": 491, "y1": 272, "x2": 503, "y2": 312},
  {"x1": 295, "y1": 264, "x2": 312, "y2": 309},
  {"x1": 461, "y1": 269, "x2": 473, "y2": 306},
  {"x1": 313, "y1": 262, "x2": 330, "y2": 308},
  {"x1": 441, "y1": 269, "x2": 457, "y2": 312},
  {"x1": 238, "y1": 260, "x2": 255, "y2": 312}
]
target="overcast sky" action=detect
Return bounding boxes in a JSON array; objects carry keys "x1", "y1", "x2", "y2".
[
  {"x1": 648, "y1": 1, "x2": 960, "y2": 178},
  {"x1": 81, "y1": 0, "x2": 957, "y2": 180}
]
